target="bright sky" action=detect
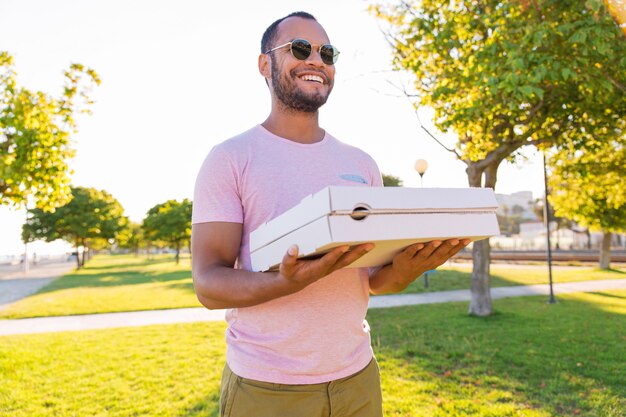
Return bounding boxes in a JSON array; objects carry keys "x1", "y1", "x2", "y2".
[{"x1": 0, "y1": 0, "x2": 545, "y2": 256}]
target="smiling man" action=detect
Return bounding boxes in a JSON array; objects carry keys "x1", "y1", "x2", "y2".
[{"x1": 191, "y1": 11, "x2": 468, "y2": 417}]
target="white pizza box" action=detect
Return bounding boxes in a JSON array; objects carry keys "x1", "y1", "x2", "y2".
[{"x1": 249, "y1": 186, "x2": 500, "y2": 272}]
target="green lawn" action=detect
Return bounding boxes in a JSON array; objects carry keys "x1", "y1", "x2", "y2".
[
  {"x1": 401, "y1": 263, "x2": 626, "y2": 294},
  {"x1": 0, "y1": 255, "x2": 201, "y2": 319},
  {"x1": 1, "y1": 291, "x2": 624, "y2": 416},
  {"x1": 1, "y1": 254, "x2": 624, "y2": 319}
]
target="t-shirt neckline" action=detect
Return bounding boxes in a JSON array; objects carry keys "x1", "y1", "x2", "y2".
[{"x1": 256, "y1": 124, "x2": 330, "y2": 148}]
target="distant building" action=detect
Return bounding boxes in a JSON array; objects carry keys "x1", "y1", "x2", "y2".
[{"x1": 495, "y1": 191, "x2": 537, "y2": 220}]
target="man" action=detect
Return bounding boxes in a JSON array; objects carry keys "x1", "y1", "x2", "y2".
[{"x1": 191, "y1": 11, "x2": 469, "y2": 417}]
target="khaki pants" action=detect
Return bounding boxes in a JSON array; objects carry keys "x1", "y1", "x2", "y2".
[{"x1": 219, "y1": 359, "x2": 383, "y2": 417}]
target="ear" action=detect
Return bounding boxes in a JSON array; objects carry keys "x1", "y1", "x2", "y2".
[{"x1": 258, "y1": 54, "x2": 271, "y2": 81}]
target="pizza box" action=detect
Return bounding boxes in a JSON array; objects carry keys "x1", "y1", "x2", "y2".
[{"x1": 249, "y1": 186, "x2": 500, "y2": 272}]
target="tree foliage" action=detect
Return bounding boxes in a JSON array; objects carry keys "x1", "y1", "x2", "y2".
[
  {"x1": 382, "y1": 173, "x2": 404, "y2": 186},
  {"x1": 0, "y1": 51, "x2": 100, "y2": 211},
  {"x1": 116, "y1": 221, "x2": 146, "y2": 256},
  {"x1": 548, "y1": 135, "x2": 625, "y2": 268},
  {"x1": 22, "y1": 187, "x2": 126, "y2": 268},
  {"x1": 548, "y1": 138, "x2": 626, "y2": 233},
  {"x1": 142, "y1": 199, "x2": 192, "y2": 264},
  {"x1": 370, "y1": 0, "x2": 626, "y2": 315}
]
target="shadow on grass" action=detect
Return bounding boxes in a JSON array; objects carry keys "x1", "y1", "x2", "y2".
[
  {"x1": 368, "y1": 293, "x2": 625, "y2": 416},
  {"x1": 36, "y1": 269, "x2": 193, "y2": 294},
  {"x1": 592, "y1": 291, "x2": 626, "y2": 300},
  {"x1": 400, "y1": 269, "x2": 530, "y2": 294},
  {"x1": 399, "y1": 266, "x2": 626, "y2": 296},
  {"x1": 82, "y1": 257, "x2": 174, "y2": 271}
]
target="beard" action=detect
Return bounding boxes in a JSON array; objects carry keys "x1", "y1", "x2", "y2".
[{"x1": 271, "y1": 59, "x2": 332, "y2": 113}]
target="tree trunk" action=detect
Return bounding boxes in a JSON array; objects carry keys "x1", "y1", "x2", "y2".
[
  {"x1": 75, "y1": 238, "x2": 81, "y2": 269},
  {"x1": 81, "y1": 239, "x2": 87, "y2": 268},
  {"x1": 586, "y1": 229, "x2": 592, "y2": 249},
  {"x1": 470, "y1": 239, "x2": 493, "y2": 316},
  {"x1": 175, "y1": 241, "x2": 180, "y2": 265},
  {"x1": 599, "y1": 231, "x2": 612, "y2": 270},
  {"x1": 466, "y1": 162, "x2": 495, "y2": 316}
]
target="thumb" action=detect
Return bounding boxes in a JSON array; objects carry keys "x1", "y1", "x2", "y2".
[{"x1": 280, "y1": 245, "x2": 299, "y2": 272}]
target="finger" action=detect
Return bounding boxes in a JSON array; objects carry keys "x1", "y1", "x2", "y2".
[
  {"x1": 315, "y1": 245, "x2": 351, "y2": 270},
  {"x1": 412, "y1": 240, "x2": 441, "y2": 260},
  {"x1": 279, "y1": 245, "x2": 299, "y2": 275},
  {"x1": 331, "y1": 243, "x2": 374, "y2": 271},
  {"x1": 447, "y1": 240, "x2": 470, "y2": 258},
  {"x1": 430, "y1": 239, "x2": 462, "y2": 258},
  {"x1": 403, "y1": 242, "x2": 425, "y2": 258},
  {"x1": 426, "y1": 239, "x2": 464, "y2": 265}
]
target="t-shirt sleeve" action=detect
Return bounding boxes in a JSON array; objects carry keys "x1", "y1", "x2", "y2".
[
  {"x1": 192, "y1": 145, "x2": 244, "y2": 225},
  {"x1": 367, "y1": 154, "x2": 383, "y2": 187}
]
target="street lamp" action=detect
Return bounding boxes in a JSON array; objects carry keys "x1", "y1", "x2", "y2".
[
  {"x1": 414, "y1": 159, "x2": 428, "y2": 187},
  {"x1": 542, "y1": 151, "x2": 556, "y2": 304},
  {"x1": 415, "y1": 158, "x2": 432, "y2": 287}
]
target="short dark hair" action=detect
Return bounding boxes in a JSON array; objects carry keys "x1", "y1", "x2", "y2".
[{"x1": 261, "y1": 11, "x2": 317, "y2": 53}]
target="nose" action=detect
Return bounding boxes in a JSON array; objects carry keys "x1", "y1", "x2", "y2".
[{"x1": 304, "y1": 47, "x2": 326, "y2": 67}]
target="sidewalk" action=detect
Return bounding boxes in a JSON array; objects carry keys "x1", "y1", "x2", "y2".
[
  {"x1": 1, "y1": 278, "x2": 625, "y2": 336},
  {"x1": 0, "y1": 259, "x2": 75, "y2": 309}
]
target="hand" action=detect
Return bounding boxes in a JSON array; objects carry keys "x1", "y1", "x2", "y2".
[
  {"x1": 279, "y1": 243, "x2": 375, "y2": 288},
  {"x1": 391, "y1": 239, "x2": 470, "y2": 283}
]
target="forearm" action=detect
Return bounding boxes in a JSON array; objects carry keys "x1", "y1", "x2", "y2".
[
  {"x1": 192, "y1": 265, "x2": 304, "y2": 310},
  {"x1": 369, "y1": 264, "x2": 422, "y2": 295}
]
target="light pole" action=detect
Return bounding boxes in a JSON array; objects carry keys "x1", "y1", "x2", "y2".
[
  {"x1": 414, "y1": 159, "x2": 428, "y2": 187},
  {"x1": 415, "y1": 158, "x2": 432, "y2": 287},
  {"x1": 542, "y1": 152, "x2": 556, "y2": 304},
  {"x1": 23, "y1": 209, "x2": 29, "y2": 274}
]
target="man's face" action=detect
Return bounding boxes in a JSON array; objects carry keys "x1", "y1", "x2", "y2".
[{"x1": 267, "y1": 17, "x2": 335, "y2": 113}]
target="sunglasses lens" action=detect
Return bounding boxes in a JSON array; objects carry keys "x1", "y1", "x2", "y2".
[
  {"x1": 320, "y1": 45, "x2": 339, "y2": 65},
  {"x1": 291, "y1": 39, "x2": 312, "y2": 61}
]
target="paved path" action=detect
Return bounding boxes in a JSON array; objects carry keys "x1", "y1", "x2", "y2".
[
  {"x1": 1, "y1": 278, "x2": 625, "y2": 336},
  {"x1": 0, "y1": 259, "x2": 75, "y2": 309}
]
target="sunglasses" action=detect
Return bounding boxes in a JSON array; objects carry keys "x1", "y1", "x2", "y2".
[{"x1": 264, "y1": 38, "x2": 340, "y2": 65}]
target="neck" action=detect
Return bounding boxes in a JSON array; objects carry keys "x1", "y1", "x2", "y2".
[{"x1": 262, "y1": 102, "x2": 325, "y2": 144}]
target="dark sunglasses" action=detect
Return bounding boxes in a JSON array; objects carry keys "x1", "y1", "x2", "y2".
[{"x1": 264, "y1": 38, "x2": 340, "y2": 65}]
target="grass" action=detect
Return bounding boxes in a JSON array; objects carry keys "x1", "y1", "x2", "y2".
[
  {"x1": 371, "y1": 291, "x2": 626, "y2": 416},
  {"x1": 401, "y1": 262, "x2": 626, "y2": 294},
  {"x1": 1, "y1": 291, "x2": 624, "y2": 416},
  {"x1": 1, "y1": 254, "x2": 624, "y2": 319},
  {"x1": 0, "y1": 254, "x2": 201, "y2": 319}
]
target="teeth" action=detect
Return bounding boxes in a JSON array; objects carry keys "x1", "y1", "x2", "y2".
[{"x1": 300, "y1": 74, "x2": 324, "y2": 84}]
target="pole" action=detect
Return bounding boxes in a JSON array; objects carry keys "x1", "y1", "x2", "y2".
[
  {"x1": 23, "y1": 209, "x2": 29, "y2": 274},
  {"x1": 543, "y1": 152, "x2": 556, "y2": 304}
]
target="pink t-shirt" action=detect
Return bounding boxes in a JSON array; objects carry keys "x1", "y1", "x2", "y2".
[{"x1": 192, "y1": 125, "x2": 383, "y2": 384}]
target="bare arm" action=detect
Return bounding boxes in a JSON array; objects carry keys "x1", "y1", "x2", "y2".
[
  {"x1": 369, "y1": 239, "x2": 470, "y2": 295},
  {"x1": 191, "y1": 222, "x2": 374, "y2": 309}
]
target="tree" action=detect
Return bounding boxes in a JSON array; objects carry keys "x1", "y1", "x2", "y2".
[
  {"x1": 548, "y1": 136, "x2": 626, "y2": 269},
  {"x1": 22, "y1": 187, "x2": 127, "y2": 268},
  {"x1": 142, "y1": 199, "x2": 192, "y2": 264},
  {"x1": 371, "y1": 0, "x2": 626, "y2": 315},
  {"x1": 382, "y1": 173, "x2": 403, "y2": 186},
  {"x1": 1, "y1": 51, "x2": 100, "y2": 211},
  {"x1": 116, "y1": 221, "x2": 146, "y2": 257}
]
